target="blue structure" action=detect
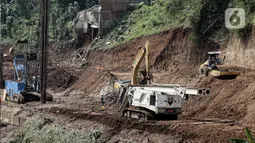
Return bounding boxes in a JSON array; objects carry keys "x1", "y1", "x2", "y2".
[
  {"x1": 13, "y1": 55, "x2": 26, "y2": 82},
  {"x1": 5, "y1": 80, "x2": 26, "y2": 97},
  {"x1": 5, "y1": 55, "x2": 27, "y2": 97},
  {"x1": 4, "y1": 52, "x2": 42, "y2": 103}
]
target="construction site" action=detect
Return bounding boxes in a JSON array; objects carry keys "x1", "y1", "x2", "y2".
[{"x1": 0, "y1": 0, "x2": 255, "y2": 143}]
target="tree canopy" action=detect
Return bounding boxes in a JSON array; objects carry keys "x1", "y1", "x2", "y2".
[{"x1": 0, "y1": 0, "x2": 98, "y2": 45}]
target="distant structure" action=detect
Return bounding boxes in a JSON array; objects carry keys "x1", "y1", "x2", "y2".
[
  {"x1": 75, "y1": 0, "x2": 149, "y2": 39},
  {"x1": 75, "y1": 5, "x2": 101, "y2": 39}
]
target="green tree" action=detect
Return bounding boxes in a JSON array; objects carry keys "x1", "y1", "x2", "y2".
[
  {"x1": 6, "y1": 15, "x2": 14, "y2": 38},
  {"x1": 1, "y1": 25, "x2": 8, "y2": 38},
  {"x1": 0, "y1": 3, "x2": 7, "y2": 24}
]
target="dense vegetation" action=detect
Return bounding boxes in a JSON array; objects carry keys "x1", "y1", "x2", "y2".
[
  {"x1": 0, "y1": 0, "x2": 254, "y2": 48},
  {"x1": 92, "y1": 0, "x2": 201, "y2": 49},
  {"x1": 93, "y1": 0, "x2": 255, "y2": 49},
  {"x1": 0, "y1": 0, "x2": 97, "y2": 45}
]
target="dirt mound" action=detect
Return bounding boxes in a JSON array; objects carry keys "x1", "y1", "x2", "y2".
[
  {"x1": 70, "y1": 69, "x2": 116, "y2": 95},
  {"x1": 152, "y1": 67, "x2": 255, "y2": 126},
  {"x1": 48, "y1": 106, "x2": 250, "y2": 143},
  {"x1": 47, "y1": 67, "x2": 77, "y2": 92},
  {"x1": 177, "y1": 76, "x2": 255, "y2": 125}
]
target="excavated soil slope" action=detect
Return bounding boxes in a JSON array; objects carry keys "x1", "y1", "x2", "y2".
[
  {"x1": 225, "y1": 26, "x2": 255, "y2": 68},
  {"x1": 181, "y1": 76, "x2": 255, "y2": 126},
  {"x1": 85, "y1": 28, "x2": 212, "y2": 72},
  {"x1": 71, "y1": 27, "x2": 255, "y2": 126},
  {"x1": 2, "y1": 27, "x2": 254, "y2": 127}
]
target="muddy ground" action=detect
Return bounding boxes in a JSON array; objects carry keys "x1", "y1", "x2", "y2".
[{"x1": 1, "y1": 27, "x2": 255, "y2": 142}]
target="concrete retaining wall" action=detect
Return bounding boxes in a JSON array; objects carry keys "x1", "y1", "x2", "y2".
[{"x1": 0, "y1": 106, "x2": 26, "y2": 125}]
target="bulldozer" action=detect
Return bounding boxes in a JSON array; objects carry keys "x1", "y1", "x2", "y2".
[{"x1": 199, "y1": 51, "x2": 240, "y2": 79}]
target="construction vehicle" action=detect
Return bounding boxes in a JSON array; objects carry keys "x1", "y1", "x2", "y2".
[
  {"x1": 131, "y1": 41, "x2": 152, "y2": 85},
  {"x1": 4, "y1": 54, "x2": 52, "y2": 103},
  {"x1": 114, "y1": 41, "x2": 210, "y2": 120},
  {"x1": 118, "y1": 84, "x2": 210, "y2": 120},
  {"x1": 199, "y1": 51, "x2": 240, "y2": 79},
  {"x1": 113, "y1": 41, "x2": 151, "y2": 89}
]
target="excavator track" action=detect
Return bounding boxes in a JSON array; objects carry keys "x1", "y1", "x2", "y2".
[
  {"x1": 116, "y1": 88, "x2": 155, "y2": 120},
  {"x1": 7, "y1": 94, "x2": 25, "y2": 104},
  {"x1": 5, "y1": 92, "x2": 53, "y2": 104},
  {"x1": 122, "y1": 108, "x2": 154, "y2": 120}
]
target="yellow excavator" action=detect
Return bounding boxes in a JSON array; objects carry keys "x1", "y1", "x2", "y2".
[
  {"x1": 199, "y1": 51, "x2": 240, "y2": 79},
  {"x1": 114, "y1": 41, "x2": 152, "y2": 89},
  {"x1": 131, "y1": 41, "x2": 152, "y2": 85}
]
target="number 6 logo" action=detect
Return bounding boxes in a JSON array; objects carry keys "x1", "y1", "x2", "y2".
[{"x1": 225, "y1": 8, "x2": 245, "y2": 29}]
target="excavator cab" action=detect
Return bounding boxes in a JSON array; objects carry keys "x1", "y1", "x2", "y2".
[
  {"x1": 200, "y1": 51, "x2": 240, "y2": 79},
  {"x1": 138, "y1": 70, "x2": 153, "y2": 85}
]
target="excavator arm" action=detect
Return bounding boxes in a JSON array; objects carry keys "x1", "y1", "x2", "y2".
[{"x1": 131, "y1": 41, "x2": 150, "y2": 85}]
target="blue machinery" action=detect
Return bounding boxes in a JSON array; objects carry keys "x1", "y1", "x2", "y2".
[
  {"x1": 5, "y1": 54, "x2": 41, "y2": 103},
  {"x1": 5, "y1": 55, "x2": 27, "y2": 98},
  {"x1": 13, "y1": 55, "x2": 26, "y2": 82}
]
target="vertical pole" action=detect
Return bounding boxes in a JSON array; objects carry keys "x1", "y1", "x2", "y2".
[
  {"x1": 91, "y1": 27, "x2": 94, "y2": 41},
  {"x1": 41, "y1": 0, "x2": 49, "y2": 104},
  {"x1": 98, "y1": 6, "x2": 101, "y2": 38},
  {"x1": 0, "y1": 47, "x2": 4, "y2": 89}
]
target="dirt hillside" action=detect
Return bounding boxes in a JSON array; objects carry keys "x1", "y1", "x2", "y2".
[
  {"x1": 67, "y1": 27, "x2": 255, "y2": 127},
  {"x1": 225, "y1": 26, "x2": 255, "y2": 68},
  {"x1": 85, "y1": 28, "x2": 212, "y2": 72}
]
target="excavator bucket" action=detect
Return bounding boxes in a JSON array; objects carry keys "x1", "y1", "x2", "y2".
[{"x1": 210, "y1": 69, "x2": 240, "y2": 80}]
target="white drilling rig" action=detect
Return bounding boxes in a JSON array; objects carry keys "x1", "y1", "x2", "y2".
[{"x1": 114, "y1": 41, "x2": 210, "y2": 120}]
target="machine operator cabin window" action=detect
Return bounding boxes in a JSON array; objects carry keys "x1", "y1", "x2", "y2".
[{"x1": 150, "y1": 95, "x2": 156, "y2": 105}]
